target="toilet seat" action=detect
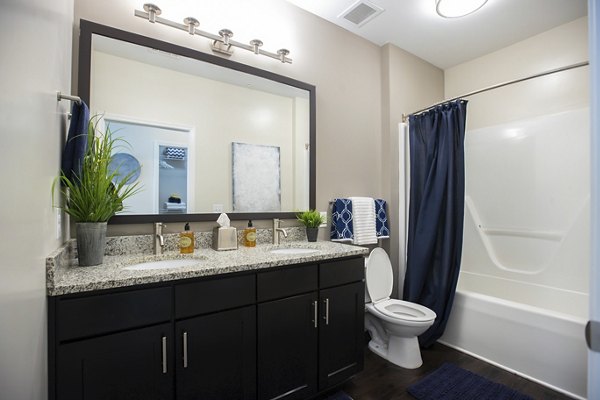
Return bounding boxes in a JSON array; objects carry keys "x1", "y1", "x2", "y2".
[
  {"x1": 373, "y1": 299, "x2": 436, "y2": 322},
  {"x1": 366, "y1": 248, "x2": 436, "y2": 323}
]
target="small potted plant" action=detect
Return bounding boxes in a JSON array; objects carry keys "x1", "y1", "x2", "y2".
[
  {"x1": 296, "y1": 209, "x2": 324, "y2": 242},
  {"x1": 53, "y1": 117, "x2": 141, "y2": 266}
]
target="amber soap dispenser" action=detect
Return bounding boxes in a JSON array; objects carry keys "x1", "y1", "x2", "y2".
[
  {"x1": 179, "y1": 222, "x2": 194, "y2": 254},
  {"x1": 243, "y1": 220, "x2": 257, "y2": 247}
]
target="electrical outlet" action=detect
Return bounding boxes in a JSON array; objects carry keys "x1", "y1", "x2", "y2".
[{"x1": 319, "y1": 211, "x2": 327, "y2": 227}]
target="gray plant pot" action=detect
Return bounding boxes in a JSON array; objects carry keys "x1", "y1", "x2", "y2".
[
  {"x1": 306, "y1": 227, "x2": 319, "y2": 242},
  {"x1": 76, "y1": 222, "x2": 108, "y2": 266}
]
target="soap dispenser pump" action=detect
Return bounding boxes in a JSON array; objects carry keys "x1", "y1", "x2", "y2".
[
  {"x1": 179, "y1": 222, "x2": 194, "y2": 254},
  {"x1": 243, "y1": 220, "x2": 257, "y2": 247}
]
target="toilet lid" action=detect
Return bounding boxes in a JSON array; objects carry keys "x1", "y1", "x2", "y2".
[{"x1": 365, "y1": 248, "x2": 393, "y2": 303}]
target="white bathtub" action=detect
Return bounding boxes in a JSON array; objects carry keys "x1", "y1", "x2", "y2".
[{"x1": 440, "y1": 272, "x2": 588, "y2": 399}]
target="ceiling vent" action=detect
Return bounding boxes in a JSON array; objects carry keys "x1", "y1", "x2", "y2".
[{"x1": 339, "y1": 1, "x2": 384, "y2": 27}]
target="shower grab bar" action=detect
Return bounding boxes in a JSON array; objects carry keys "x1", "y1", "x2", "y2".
[
  {"x1": 479, "y1": 226, "x2": 563, "y2": 242},
  {"x1": 465, "y1": 196, "x2": 551, "y2": 275}
]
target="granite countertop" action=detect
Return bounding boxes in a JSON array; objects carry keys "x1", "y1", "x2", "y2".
[{"x1": 46, "y1": 237, "x2": 369, "y2": 296}]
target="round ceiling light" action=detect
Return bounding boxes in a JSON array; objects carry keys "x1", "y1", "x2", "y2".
[{"x1": 435, "y1": 0, "x2": 488, "y2": 18}]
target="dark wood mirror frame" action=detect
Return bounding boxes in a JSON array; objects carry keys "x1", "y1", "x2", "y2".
[{"x1": 78, "y1": 20, "x2": 316, "y2": 224}]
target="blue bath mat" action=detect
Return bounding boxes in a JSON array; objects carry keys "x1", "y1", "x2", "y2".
[
  {"x1": 323, "y1": 391, "x2": 353, "y2": 400},
  {"x1": 408, "y1": 363, "x2": 533, "y2": 400}
]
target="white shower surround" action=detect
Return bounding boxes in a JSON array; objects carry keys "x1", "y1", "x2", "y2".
[{"x1": 440, "y1": 108, "x2": 590, "y2": 399}]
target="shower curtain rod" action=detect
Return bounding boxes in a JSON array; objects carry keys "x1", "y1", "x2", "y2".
[{"x1": 401, "y1": 60, "x2": 589, "y2": 123}]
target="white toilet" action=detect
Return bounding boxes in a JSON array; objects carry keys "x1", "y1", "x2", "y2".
[{"x1": 364, "y1": 248, "x2": 436, "y2": 369}]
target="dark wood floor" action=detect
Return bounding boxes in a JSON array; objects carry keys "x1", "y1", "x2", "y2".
[{"x1": 337, "y1": 343, "x2": 574, "y2": 400}]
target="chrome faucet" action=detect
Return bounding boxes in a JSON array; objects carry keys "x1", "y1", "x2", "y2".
[
  {"x1": 273, "y1": 218, "x2": 288, "y2": 245},
  {"x1": 154, "y1": 222, "x2": 166, "y2": 255}
]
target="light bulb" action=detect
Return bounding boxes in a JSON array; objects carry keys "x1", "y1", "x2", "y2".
[{"x1": 435, "y1": 0, "x2": 488, "y2": 18}]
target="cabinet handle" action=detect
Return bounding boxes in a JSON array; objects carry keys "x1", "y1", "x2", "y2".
[
  {"x1": 183, "y1": 331, "x2": 188, "y2": 368},
  {"x1": 161, "y1": 336, "x2": 167, "y2": 374},
  {"x1": 312, "y1": 300, "x2": 318, "y2": 328},
  {"x1": 323, "y1": 298, "x2": 330, "y2": 325}
]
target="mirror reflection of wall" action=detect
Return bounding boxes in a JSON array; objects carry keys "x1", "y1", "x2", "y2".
[
  {"x1": 105, "y1": 119, "x2": 194, "y2": 215},
  {"x1": 90, "y1": 34, "x2": 310, "y2": 215},
  {"x1": 159, "y1": 145, "x2": 188, "y2": 214}
]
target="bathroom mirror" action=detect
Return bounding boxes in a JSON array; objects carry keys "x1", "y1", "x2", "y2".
[{"x1": 78, "y1": 20, "x2": 315, "y2": 224}]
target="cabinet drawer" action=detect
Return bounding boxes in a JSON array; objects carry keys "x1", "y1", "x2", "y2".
[
  {"x1": 175, "y1": 274, "x2": 255, "y2": 319},
  {"x1": 56, "y1": 287, "x2": 172, "y2": 342},
  {"x1": 319, "y1": 257, "x2": 364, "y2": 288},
  {"x1": 257, "y1": 264, "x2": 318, "y2": 302}
]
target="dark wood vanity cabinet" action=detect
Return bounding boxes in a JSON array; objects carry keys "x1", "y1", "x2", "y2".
[
  {"x1": 256, "y1": 258, "x2": 365, "y2": 400},
  {"x1": 51, "y1": 287, "x2": 175, "y2": 400},
  {"x1": 257, "y1": 265, "x2": 320, "y2": 400},
  {"x1": 175, "y1": 306, "x2": 256, "y2": 400},
  {"x1": 173, "y1": 274, "x2": 257, "y2": 400},
  {"x1": 48, "y1": 256, "x2": 364, "y2": 400},
  {"x1": 318, "y1": 282, "x2": 364, "y2": 389},
  {"x1": 318, "y1": 258, "x2": 365, "y2": 390},
  {"x1": 56, "y1": 323, "x2": 174, "y2": 400}
]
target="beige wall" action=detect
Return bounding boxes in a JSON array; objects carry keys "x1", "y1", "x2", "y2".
[
  {"x1": 381, "y1": 44, "x2": 444, "y2": 297},
  {"x1": 0, "y1": 0, "x2": 74, "y2": 398},
  {"x1": 445, "y1": 17, "x2": 588, "y2": 129}
]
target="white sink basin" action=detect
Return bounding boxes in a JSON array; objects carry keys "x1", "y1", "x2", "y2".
[
  {"x1": 123, "y1": 258, "x2": 200, "y2": 271},
  {"x1": 269, "y1": 248, "x2": 320, "y2": 255}
]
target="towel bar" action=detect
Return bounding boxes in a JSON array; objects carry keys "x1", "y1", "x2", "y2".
[{"x1": 56, "y1": 91, "x2": 81, "y2": 105}]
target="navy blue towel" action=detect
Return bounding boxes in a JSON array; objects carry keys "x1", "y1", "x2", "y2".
[
  {"x1": 330, "y1": 198, "x2": 354, "y2": 242},
  {"x1": 374, "y1": 198, "x2": 390, "y2": 238},
  {"x1": 61, "y1": 101, "x2": 90, "y2": 182}
]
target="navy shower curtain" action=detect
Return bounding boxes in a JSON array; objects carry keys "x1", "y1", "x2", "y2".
[{"x1": 403, "y1": 99, "x2": 467, "y2": 348}]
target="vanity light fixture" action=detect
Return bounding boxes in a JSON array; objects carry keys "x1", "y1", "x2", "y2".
[
  {"x1": 277, "y1": 49, "x2": 290, "y2": 63},
  {"x1": 212, "y1": 29, "x2": 234, "y2": 55},
  {"x1": 143, "y1": 3, "x2": 161, "y2": 23},
  {"x1": 435, "y1": 0, "x2": 488, "y2": 18},
  {"x1": 183, "y1": 17, "x2": 199, "y2": 35},
  {"x1": 135, "y1": 4, "x2": 292, "y2": 63},
  {"x1": 250, "y1": 39, "x2": 263, "y2": 55}
]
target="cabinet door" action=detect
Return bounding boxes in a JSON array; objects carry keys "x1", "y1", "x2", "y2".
[
  {"x1": 319, "y1": 282, "x2": 365, "y2": 390},
  {"x1": 257, "y1": 292, "x2": 318, "y2": 400},
  {"x1": 175, "y1": 306, "x2": 256, "y2": 400},
  {"x1": 56, "y1": 323, "x2": 173, "y2": 400}
]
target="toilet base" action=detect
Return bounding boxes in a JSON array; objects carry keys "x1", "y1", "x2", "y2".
[{"x1": 368, "y1": 335, "x2": 423, "y2": 369}]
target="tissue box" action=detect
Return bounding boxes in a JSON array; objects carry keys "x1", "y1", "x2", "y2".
[{"x1": 212, "y1": 227, "x2": 238, "y2": 251}]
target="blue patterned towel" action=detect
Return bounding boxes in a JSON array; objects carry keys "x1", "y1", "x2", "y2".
[
  {"x1": 330, "y1": 198, "x2": 354, "y2": 242},
  {"x1": 330, "y1": 198, "x2": 390, "y2": 243},
  {"x1": 375, "y1": 199, "x2": 390, "y2": 239}
]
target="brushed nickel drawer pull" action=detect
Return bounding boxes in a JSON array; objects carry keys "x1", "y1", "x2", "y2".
[
  {"x1": 161, "y1": 336, "x2": 167, "y2": 374},
  {"x1": 183, "y1": 331, "x2": 188, "y2": 368}
]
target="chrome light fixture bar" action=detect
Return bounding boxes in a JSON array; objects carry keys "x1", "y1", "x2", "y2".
[{"x1": 135, "y1": 4, "x2": 292, "y2": 64}]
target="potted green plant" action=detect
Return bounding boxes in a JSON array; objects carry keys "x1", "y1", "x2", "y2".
[
  {"x1": 296, "y1": 209, "x2": 324, "y2": 242},
  {"x1": 53, "y1": 117, "x2": 141, "y2": 266}
]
